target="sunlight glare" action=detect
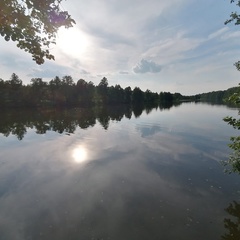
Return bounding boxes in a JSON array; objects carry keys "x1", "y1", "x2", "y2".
[
  {"x1": 72, "y1": 146, "x2": 88, "y2": 164},
  {"x1": 57, "y1": 27, "x2": 90, "y2": 58}
]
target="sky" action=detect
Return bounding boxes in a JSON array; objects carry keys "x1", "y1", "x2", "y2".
[{"x1": 1, "y1": 0, "x2": 240, "y2": 95}]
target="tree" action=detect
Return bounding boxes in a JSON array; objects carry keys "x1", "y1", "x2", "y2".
[
  {"x1": 225, "y1": 0, "x2": 240, "y2": 71},
  {"x1": 223, "y1": 0, "x2": 240, "y2": 173},
  {"x1": 223, "y1": 92, "x2": 240, "y2": 173},
  {"x1": 62, "y1": 75, "x2": 74, "y2": 86},
  {"x1": 145, "y1": 89, "x2": 159, "y2": 104},
  {"x1": 124, "y1": 86, "x2": 132, "y2": 103},
  {"x1": 0, "y1": 0, "x2": 75, "y2": 64},
  {"x1": 159, "y1": 92, "x2": 173, "y2": 103},
  {"x1": 76, "y1": 79, "x2": 95, "y2": 105},
  {"x1": 98, "y1": 77, "x2": 108, "y2": 89},
  {"x1": 108, "y1": 84, "x2": 125, "y2": 104},
  {"x1": 97, "y1": 77, "x2": 109, "y2": 103},
  {"x1": 30, "y1": 78, "x2": 46, "y2": 88},
  {"x1": 132, "y1": 87, "x2": 144, "y2": 104},
  {"x1": 61, "y1": 75, "x2": 75, "y2": 105},
  {"x1": 9, "y1": 73, "x2": 22, "y2": 88},
  {"x1": 49, "y1": 76, "x2": 62, "y2": 89},
  {"x1": 30, "y1": 77, "x2": 49, "y2": 105}
]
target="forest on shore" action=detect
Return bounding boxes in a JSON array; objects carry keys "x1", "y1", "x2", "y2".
[{"x1": 0, "y1": 73, "x2": 239, "y2": 108}]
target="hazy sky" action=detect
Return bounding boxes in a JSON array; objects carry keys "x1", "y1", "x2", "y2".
[{"x1": 1, "y1": 0, "x2": 240, "y2": 95}]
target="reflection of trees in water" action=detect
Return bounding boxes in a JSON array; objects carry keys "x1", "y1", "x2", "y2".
[
  {"x1": 0, "y1": 103, "x2": 176, "y2": 140},
  {"x1": 159, "y1": 102, "x2": 180, "y2": 111},
  {"x1": 145, "y1": 102, "x2": 158, "y2": 115},
  {"x1": 8, "y1": 123, "x2": 27, "y2": 140},
  {"x1": 222, "y1": 201, "x2": 240, "y2": 240},
  {"x1": 132, "y1": 103, "x2": 144, "y2": 118}
]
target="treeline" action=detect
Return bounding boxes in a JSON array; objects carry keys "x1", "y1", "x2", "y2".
[
  {"x1": 0, "y1": 73, "x2": 188, "y2": 108},
  {"x1": 1, "y1": 73, "x2": 239, "y2": 108},
  {"x1": 189, "y1": 87, "x2": 240, "y2": 103}
]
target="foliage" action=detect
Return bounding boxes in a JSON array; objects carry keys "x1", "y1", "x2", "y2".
[
  {"x1": 1, "y1": 73, "x2": 240, "y2": 109},
  {"x1": 225, "y1": 0, "x2": 240, "y2": 26},
  {"x1": 0, "y1": 73, "x2": 187, "y2": 108},
  {"x1": 159, "y1": 92, "x2": 173, "y2": 102},
  {"x1": 0, "y1": 0, "x2": 75, "y2": 64},
  {"x1": 222, "y1": 0, "x2": 240, "y2": 174},
  {"x1": 225, "y1": 0, "x2": 240, "y2": 71},
  {"x1": 97, "y1": 77, "x2": 109, "y2": 103},
  {"x1": 132, "y1": 87, "x2": 144, "y2": 104},
  {"x1": 223, "y1": 88, "x2": 240, "y2": 173}
]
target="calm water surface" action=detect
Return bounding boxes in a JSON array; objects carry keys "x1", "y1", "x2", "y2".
[{"x1": 0, "y1": 103, "x2": 239, "y2": 240}]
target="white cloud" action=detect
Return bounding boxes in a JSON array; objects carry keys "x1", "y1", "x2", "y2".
[
  {"x1": 119, "y1": 71, "x2": 129, "y2": 75},
  {"x1": 141, "y1": 31, "x2": 204, "y2": 66},
  {"x1": 57, "y1": 0, "x2": 189, "y2": 74},
  {"x1": 27, "y1": 68, "x2": 66, "y2": 79},
  {"x1": 80, "y1": 69, "x2": 90, "y2": 75},
  {"x1": 133, "y1": 59, "x2": 162, "y2": 74},
  {"x1": 208, "y1": 27, "x2": 228, "y2": 39},
  {"x1": 221, "y1": 30, "x2": 240, "y2": 40}
]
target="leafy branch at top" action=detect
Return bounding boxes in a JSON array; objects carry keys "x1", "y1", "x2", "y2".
[{"x1": 0, "y1": 0, "x2": 75, "y2": 64}]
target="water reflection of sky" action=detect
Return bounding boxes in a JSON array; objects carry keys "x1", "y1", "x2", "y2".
[{"x1": 0, "y1": 103, "x2": 240, "y2": 240}]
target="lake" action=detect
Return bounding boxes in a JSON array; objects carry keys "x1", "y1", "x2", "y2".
[{"x1": 0, "y1": 102, "x2": 239, "y2": 240}]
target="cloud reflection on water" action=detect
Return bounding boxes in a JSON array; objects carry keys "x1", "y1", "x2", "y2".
[{"x1": 0, "y1": 103, "x2": 239, "y2": 240}]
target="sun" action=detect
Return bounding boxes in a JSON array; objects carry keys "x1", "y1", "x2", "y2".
[
  {"x1": 57, "y1": 27, "x2": 90, "y2": 58},
  {"x1": 72, "y1": 146, "x2": 88, "y2": 164}
]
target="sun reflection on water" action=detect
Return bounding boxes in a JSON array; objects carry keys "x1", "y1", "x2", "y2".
[{"x1": 72, "y1": 146, "x2": 88, "y2": 164}]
